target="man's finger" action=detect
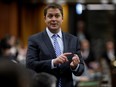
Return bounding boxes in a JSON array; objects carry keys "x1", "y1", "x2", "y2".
[{"x1": 63, "y1": 52, "x2": 72, "y2": 56}]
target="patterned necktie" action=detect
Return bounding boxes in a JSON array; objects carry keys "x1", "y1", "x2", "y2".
[
  {"x1": 52, "y1": 34, "x2": 61, "y2": 57},
  {"x1": 52, "y1": 34, "x2": 62, "y2": 87}
]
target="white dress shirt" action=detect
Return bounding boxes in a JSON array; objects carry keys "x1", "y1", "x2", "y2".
[
  {"x1": 46, "y1": 27, "x2": 79, "y2": 70},
  {"x1": 46, "y1": 27, "x2": 63, "y2": 68}
]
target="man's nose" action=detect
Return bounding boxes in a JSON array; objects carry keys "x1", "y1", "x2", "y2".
[{"x1": 51, "y1": 16, "x2": 57, "y2": 20}]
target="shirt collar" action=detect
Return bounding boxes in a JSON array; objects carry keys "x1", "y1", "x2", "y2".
[{"x1": 46, "y1": 27, "x2": 62, "y2": 38}]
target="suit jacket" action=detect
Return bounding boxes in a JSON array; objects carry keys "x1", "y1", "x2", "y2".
[
  {"x1": 82, "y1": 50, "x2": 95, "y2": 68},
  {"x1": 102, "y1": 51, "x2": 116, "y2": 67},
  {"x1": 26, "y1": 30, "x2": 84, "y2": 87}
]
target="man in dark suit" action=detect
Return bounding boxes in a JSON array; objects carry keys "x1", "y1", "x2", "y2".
[
  {"x1": 26, "y1": 3, "x2": 84, "y2": 87},
  {"x1": 80, "y1": 39, "x2": 95, "y2": 68},
  {"x1": 102, "y1": 40, "x2": 116, "y2": 67}
]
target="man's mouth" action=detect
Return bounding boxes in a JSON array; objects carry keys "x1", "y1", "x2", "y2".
[{"x1": 51, "y1": 23, "x2": 57, "y2": 26}]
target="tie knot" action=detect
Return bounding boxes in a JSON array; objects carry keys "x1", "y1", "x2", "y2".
[{"x1": 52, "y1": 34, "x2": 58, "y2": 39}]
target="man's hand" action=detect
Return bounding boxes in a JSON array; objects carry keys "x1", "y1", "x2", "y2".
[
  {"x1": 53, "y1": 53, "x2": 72, "y2": 65},
  {"x1": 70, "y1": 54, "x2": 80, "y2": 70}
]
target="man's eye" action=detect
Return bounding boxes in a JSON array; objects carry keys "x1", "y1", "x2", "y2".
[
  {"x1": 48, "y1": 15, "x2": 53, "y2": 18},
  {"x1": 55, "y1": 15, "x2": 60, "y2": 18}
]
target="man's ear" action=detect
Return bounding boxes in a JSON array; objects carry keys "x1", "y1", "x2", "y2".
[
  {"x1": 62, "y1": 16, "x2": 64, "y2": 20},
  {"x1": 61, "y1": 16, "x2": 63, "y2": 22},
  {"x1": 44, "y1": 16, "x2": 47, "y2": 23}
]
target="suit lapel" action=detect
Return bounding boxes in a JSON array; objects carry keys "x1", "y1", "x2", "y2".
[
  {"x1": 62, "y1": 32, "x2": 69, "y2": 53},
  {"x1": 42, "y1": 30, "x2": 56, "y2": 57},
  {"x1": 42, "y1": 31, "x2": 70, "y2": 58},
  {"x1": 61, "y1": 32, "x2": 71, "y2": 69}
]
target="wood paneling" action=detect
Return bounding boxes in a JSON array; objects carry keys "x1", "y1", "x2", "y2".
[
  {"x1": 0, "y1": 2, "x2": 18, "y2": 39},
  {"x1": 0, "y1": 2, "x2": 69, "y2": 47}
]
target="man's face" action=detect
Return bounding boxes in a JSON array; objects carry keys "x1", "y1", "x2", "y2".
[{"x1": 44, "y1": 8, "x2": 63, "y2": 33}]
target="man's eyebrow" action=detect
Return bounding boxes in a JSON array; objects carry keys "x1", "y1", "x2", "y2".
[{"x1": 47, "y1": 12, "x2": 60, "y2": 14}]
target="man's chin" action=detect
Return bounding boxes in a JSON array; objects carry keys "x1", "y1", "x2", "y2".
[
  {"x1": 48, "y1": 27, "x2": 60, "y2": 33},
  {"x1": 49, "y1": 27, "x2": 58, "y2": 30}
]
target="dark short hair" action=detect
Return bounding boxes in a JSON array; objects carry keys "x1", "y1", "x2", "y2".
[
  {"x1": 32, "y1": 72, "x2": 57, "y2": 87},
  {"x1": 44, "y1": 3, "x2": 63, "y2": 17},
  {"x1": 0, "y1": 59, "x2": 30, "y2": 87}
]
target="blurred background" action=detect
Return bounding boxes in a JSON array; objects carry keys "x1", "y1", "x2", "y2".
[{"x1": 0, "y1": 0, "x2": 116, "y2": 87}]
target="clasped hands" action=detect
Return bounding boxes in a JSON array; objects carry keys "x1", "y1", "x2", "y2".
[{"x1": 53, "y1": 52, "x2": 80, "y2": 69}]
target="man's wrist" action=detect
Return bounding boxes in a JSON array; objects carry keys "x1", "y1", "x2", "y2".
[{"x1": 71, "y1": 64, "x2": 80, "y2": 71}]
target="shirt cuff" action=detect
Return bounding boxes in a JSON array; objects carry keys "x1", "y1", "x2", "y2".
[
  {"x1": 71, "y1": 64, "x2": 80, "y2": 71},
  {"x1": 51, "y1": 59, "x2": 57, "y2": 69}
]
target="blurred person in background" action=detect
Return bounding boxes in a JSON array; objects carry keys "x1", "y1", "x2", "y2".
[
  {"x1": 102, "y1": 40, "x2": 116, "y2": 67},
  {"x1": 80, "y1": 39, "x2": 95, "y2": 68},
  {"x1": 32, "y1": 72, "x2": 57, "y2": 87},
  {"x1": 7, "y1": 35, "x2": 18, "y2": 57},
  {"x1": 16, "y1": 40, "x2": 27, "y2": 66},
  {"x1": 73, "y1": 39, "x2": 101, "y2": 87},
  {"x1": 0, "y1": 59, "x2": 31, "y2": 87},
  {"x1": 76, "y1": 20, "x2": 90, "y2": 42},
  {"x1": 0, "y1": 35, "x2": 27, "y2": 66},
  {"x1": 26, "y1": 3, "x2": 84, "y2": 87},
  {"x1": 0, "y1": 35, "x2": 17, "y2": 63},
  {"x1": 80, "y1": 39, "x2": 101, "y2": 77}
]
